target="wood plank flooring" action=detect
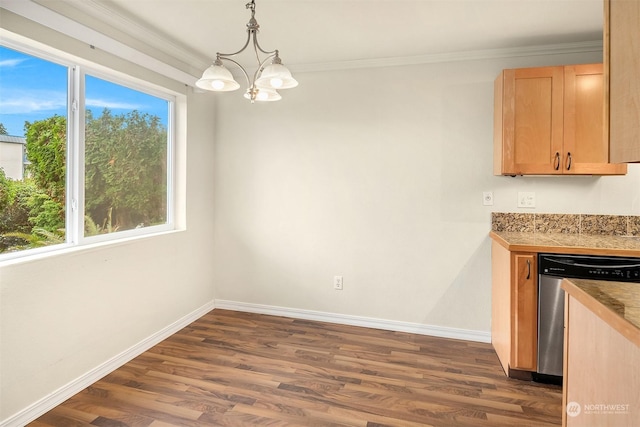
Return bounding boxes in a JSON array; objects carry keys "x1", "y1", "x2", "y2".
[{"x1": 30, "y1": 310, "x2": 562, "y2": 426}]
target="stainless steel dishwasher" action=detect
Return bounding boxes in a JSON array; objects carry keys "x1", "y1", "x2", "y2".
[{"x1": 537, "y1": 253, "x2": 640, "y2": 381}]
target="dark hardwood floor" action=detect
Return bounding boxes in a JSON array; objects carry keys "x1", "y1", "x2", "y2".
[{"x1": 30, "y1": 309, "x2": 562, "y2": 426}]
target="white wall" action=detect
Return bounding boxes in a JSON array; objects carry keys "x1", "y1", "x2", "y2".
[
  {"x1": 212, "y1": 50, "x2": 640, "y2": 333},
  {"x1": 0, "y1": 141, "x2": 24, "y2": 180},
  {"x1": 0, "y1": 89, "x2": 217, "y2": 423},
  {"x1": 3, "y1": 5, "x2": 640, "y2": 424},
  {"x1": 0, "y1": 11, "x2": 218, "y2": 423}
]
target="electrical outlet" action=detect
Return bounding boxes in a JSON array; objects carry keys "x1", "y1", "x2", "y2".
[
  {"x1": 483, "y1": 191, "x2": 494, "y2": 206},
  {"x1": 517, "y1": 192, "x2": 536, "y2": 208},
  {"x1": 333, "y1": 276, "x2": 343, "y2": 290}
]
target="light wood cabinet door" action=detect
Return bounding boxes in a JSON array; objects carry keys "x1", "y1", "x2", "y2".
[
  {"x1": 607, "y1": 0, "x2": 640, "y2": 163},
  {"x1": 491, "y1": 240, "x2": 512, "y2": 375},
  {"x1": 495, "y1": 67, "x2": 564, "y2": 175},
  {"x1": 511, "y1": 253, "x2": 537, "y2": 371},
  {"x1": 564, "y1": 64, "x2": 627, "y2": 175},
  {"x1": 490, "y1": 243, "x2": 539, "y2": 375},
  {"x1": 563, "y1": 294, "x2": 640, "y2": 427},
  {"x1": 494, "y1": 64, "x2": 626, "y2": 175}
]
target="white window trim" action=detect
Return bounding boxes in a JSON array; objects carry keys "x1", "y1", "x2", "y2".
[{"x1": 0, "y1": 36, "x2": 178, "y2": 262}]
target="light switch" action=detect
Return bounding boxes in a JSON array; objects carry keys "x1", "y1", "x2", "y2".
[{"x1": 518, "y1": 192, "x2": 536, "y2": 208}]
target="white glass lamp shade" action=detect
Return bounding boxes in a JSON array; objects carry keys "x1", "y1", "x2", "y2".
[
  {"x1": 196, "y1": 63, "x2": 240, "y2": 92},
  {"x1": 244, "y1": 87, "x2": 282, "y2": 102},
  {"x1": 255, "y1": 63, "x2": 298, "y2": 90}
]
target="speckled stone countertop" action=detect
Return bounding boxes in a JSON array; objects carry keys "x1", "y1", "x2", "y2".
[
  {"x1": 491, "y1": 212, "x2": 640, "y2": 347},
  {"x1": 490, "y1": 212, "x2": 640, "y2": 256},
  {"x1": 562, "y1": 278, "x2": 640, "y2": 347},
  {"x1": 490, "y1": 231, "x2": 640, "y2": 257}
]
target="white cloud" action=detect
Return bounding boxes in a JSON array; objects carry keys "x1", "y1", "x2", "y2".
[
  {"x1": 0, "y1": 58, "x2": 27, "y2": 68},
  {"x1": 0, "y1": 90, "x2": 66, "y2": 114},
  {"x1": 86, "y1": 98, "x2": 142, "y2": 110},
  {"x1": 0, "y1": 92, "x2": 144, "y2": 115}
]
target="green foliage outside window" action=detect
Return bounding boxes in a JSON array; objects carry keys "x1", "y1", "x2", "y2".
[
  {"x1": 24, "y1": 115, "x2": 67, "y2": 206},
  {"x1": 0, "y1": 170, "x2": 44, "y2": 251},
  {"x1": 0, "y1": 108, "x2": 167, "y2": 253},
  {"x1": 85, "y1": 109, "x2": 167, "y2": 232}
]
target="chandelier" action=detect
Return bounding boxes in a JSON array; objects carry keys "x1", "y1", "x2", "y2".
[{"x1": 195, "y1": 0, "x2": 298, "y2": 102}]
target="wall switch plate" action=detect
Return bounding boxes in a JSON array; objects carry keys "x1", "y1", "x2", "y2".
[
  {"x1": 333, "y1": 276, "x2": 343, "y2": 290},
  {"x1": 517, "y1": 192, "x2": 536, "y2": 208},
  {"x1": 483, "y1": 191, "x2": 494, "y2": 206}
]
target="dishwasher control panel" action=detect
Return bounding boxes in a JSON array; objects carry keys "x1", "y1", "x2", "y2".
[{"x1": 539, "y1": 253, "x2": 640, "y2": 282}]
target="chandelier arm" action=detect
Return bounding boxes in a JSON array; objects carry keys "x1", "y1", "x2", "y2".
[
  {"x1": 253, "y1": 36, "x2": 278, "y2": 56},
  {"x1": 251, "y1": 33, "x2": 262, "y2": 69},
  {"x1": 252, "y1": 52, "x2": 278, "y2": 84},
  {"x1": 216, "y1": 31, "x2": 253, "y2": 58},
  {"x1": 217, "y1": 57, "x2": 251, "y2": 87}
]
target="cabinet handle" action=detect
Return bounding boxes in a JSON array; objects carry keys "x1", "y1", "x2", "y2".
[
  {"x1": 566, "y1": 152, "x2": 572, "y2": 170},
  {"x1": 526, "y1": 259, "x2": 531, "y2": 280},
  {"x1": 554, "y1": 152, "x2": 560, "y2": 170}
]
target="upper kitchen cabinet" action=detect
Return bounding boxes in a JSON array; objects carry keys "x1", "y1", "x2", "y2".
[
  {"x1": 606, "y1": 0, "x2": 640, "y2": 163},
  {"x1": 494, "y1": 64, "x2": 627, "y2": 176}
]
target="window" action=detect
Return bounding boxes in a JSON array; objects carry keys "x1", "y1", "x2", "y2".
[
  {"x1": 0, "y1": 43, "x2": 174, "y2": 259},
  {"x1": 84, "y1": 74, "x2": 170, "y2": 237}
]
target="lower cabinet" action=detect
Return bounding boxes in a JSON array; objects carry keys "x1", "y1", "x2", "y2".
[
  {"x1": 491, "y1": 241, "x2": 538, "y2": 376},
  {"x1": 563, "y1": 293, "x2": 640, "y2": 427}
]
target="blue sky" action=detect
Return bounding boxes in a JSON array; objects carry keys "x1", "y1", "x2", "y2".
[{"x1": 0, "y1": 45, "x2": 168, "y2": 137}]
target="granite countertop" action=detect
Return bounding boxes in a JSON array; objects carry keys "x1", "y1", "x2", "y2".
[
  {"x1": 490, "y1": 230, "x2": 640, "y2": 257},
  {"x1": 561, "y1": 278, "x2": 640, "y2": 348}
]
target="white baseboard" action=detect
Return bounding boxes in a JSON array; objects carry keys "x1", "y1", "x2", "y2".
[
  {"x1": 214, "y1": 300, "x2": 491, "y2": 344},
  {"x1": 1, "y1": 300, "x2": 216, "y2": 427},
  {"x1": 4, "y1": 299, "x2": 489, "y2": 427}
]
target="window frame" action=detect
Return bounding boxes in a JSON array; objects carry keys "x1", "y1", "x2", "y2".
[{"x1": 0, "y1": 38, "x2": 177, "y2": 262}]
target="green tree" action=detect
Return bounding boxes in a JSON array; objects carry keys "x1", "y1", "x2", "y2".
[
  {"x1": 0, "y1": 168, "x2": 11, "y2": 214},
  {"x1": 0, "y1": 123, "x2": 7, "y2": 135},
  {"x1": 0, "y1": 169, "x2": 31, "y2": 234},
  {"x1": 27, "y1": 192, "x2": 64, "y2": 232},
  {"x1": 85, "y1": 108, "x2": 167, "y2": 231},
  {"x1": 0, "y1": 170, "x2": 36, "y2": 252},
  {"x1": 24, "y1": 115, "x2": 67, "y2": 206},
  {"x1": 0, "y1": 117, "x2": 67, "y2": 252},
  {"x1": 1, "y1": 108, "x2": 166, "y2": 252}
]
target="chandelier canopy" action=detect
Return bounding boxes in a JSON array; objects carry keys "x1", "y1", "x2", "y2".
[{"x1": 196, "y1": 0, "x2": 298, "y2": 103}]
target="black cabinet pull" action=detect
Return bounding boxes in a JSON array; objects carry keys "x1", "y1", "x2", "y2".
[
  {"x1": 566, "y1": 152, "x2": 572, "y2": 170},
  {"x1": 554, "y1": 152, "x2": 560, "y2": 170},
  {"x1": 526, "y1": 259, "x2": 531, "y2": 280}
]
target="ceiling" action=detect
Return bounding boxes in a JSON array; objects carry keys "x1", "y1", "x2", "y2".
[{"x1": 32, "y1": 0, "x2": 604, "y2": 74}]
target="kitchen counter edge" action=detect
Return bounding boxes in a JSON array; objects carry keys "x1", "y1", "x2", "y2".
[
  {"x1": 561, "y1": 278, "x2": 640, "y2": 348},
  {"x1": 489, "y1": 231, "x2": 640, "y2": 257}
]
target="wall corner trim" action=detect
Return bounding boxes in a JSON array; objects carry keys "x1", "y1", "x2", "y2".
[
  {"x1": 0, "y1": 300, "x2": 216, "y2": 427},
  {"x1": 214, "y1": 299, "x2": 491, "y2": 344}
]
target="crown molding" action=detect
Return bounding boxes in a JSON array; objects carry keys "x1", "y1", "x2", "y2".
[
  {"x1": 30, "y1": 0, "x2": 211, "y2": 71},
  {"x1": 3, "y1": 1, "x2": 603, "y2": 84},
  {"x1": 289, "y1": 40, "x2": 603, "y2": 74},
  {"x1": 43, "y1": 0, "x2": 602, "y2": 74},
  {"x1": 1, "y1": 0, "x2": 200, "y2": 86}
]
